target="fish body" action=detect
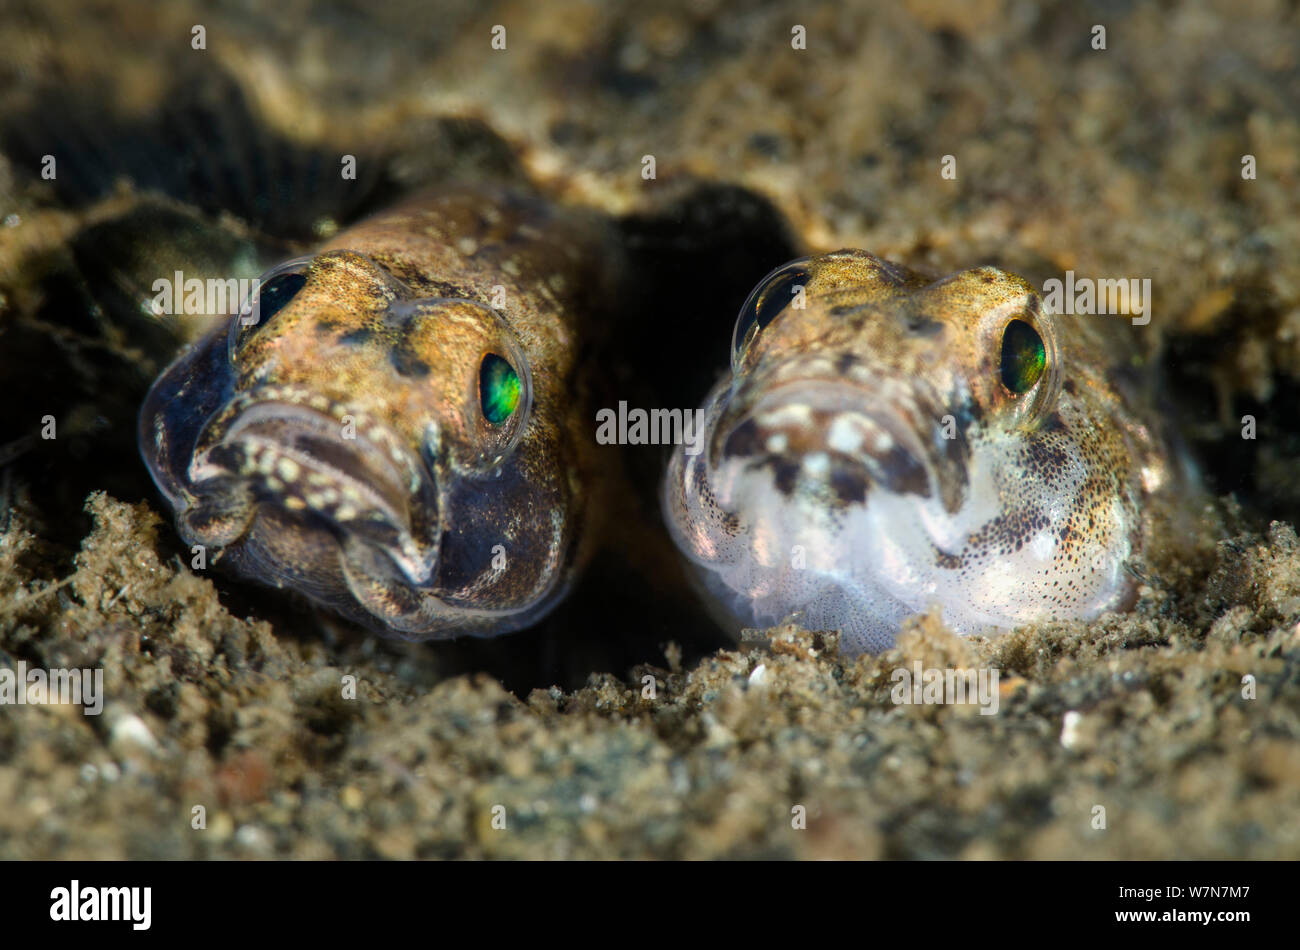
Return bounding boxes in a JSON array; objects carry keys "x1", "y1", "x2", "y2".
[
  {"x1": 140, "y1": 187, "x2": 621, "y2": 638},
  {"x1": 665, "y1": 250, "x2": 1173, "y2": 655}
]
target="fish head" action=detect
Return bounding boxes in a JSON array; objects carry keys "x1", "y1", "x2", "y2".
[
  {"x1": 666, "y1": 250, "x2": 1140, "y2": 654},
  {"x1": 140, "y1": 249, "x2": 571, "y2": 637}
]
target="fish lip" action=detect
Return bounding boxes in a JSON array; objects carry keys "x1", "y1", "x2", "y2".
[
  {"x1": 711, "y1": 375, "x2": 937, "y2": 501},
  {"x1": 189, "y1": 398, "x2": 440, "y2": 583},
  {"x1": 746, "y1": 377, "x2": 914, "y2": 430}
]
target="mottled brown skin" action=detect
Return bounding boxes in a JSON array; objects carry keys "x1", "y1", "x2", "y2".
[
  {"x1": 666, "y1": 250, "x2": 1173, "y2": 654},
  {"x1": 140, "y1": 187, "x2": 622, "y2": 637}
]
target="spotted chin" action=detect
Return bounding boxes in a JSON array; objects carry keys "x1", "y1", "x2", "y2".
[
  {"x1": 185, "y1": 390, "x2": 440, "y2": 585},
  {"x1": 667, "y1": 377, "x2": 1139, "y2": 656}
]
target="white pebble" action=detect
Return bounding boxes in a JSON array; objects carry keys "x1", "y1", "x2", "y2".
[
  {"x1": 1060, "y1": 711, "x2": 1083, "y2": 750},
  {"x1": 234, "y1": 825, "x2": 273, "y2": 856},
  {"x1": 109, "y1": 712, "x2": 160, "y2": 756}
]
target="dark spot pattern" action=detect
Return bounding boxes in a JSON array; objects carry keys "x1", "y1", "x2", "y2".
[
  {"x1": 339, "y1": 327, "x2": 374, "y2": 346},
  {"x1": 389, "y1": 342, "x2": 431, "y2": 378}
]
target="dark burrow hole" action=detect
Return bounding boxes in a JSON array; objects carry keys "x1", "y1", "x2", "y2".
[{"x1": 1162, "y1": 302, "x2": 1300, "y2": 530}]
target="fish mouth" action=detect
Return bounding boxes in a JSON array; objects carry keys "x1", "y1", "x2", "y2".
[
  {"x1": 186, "y1": 396, "x2": 440, "y2": 584},
  {"x1": 709, "y1": 375, "x2": 968, "y2": 513}
]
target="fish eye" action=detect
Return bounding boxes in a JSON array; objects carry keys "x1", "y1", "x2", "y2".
[
  {"x1": 253, "y1": 272, "x2": 307, "y2": 324},
  {"x1": 999, "y1": 319, "x2": 1047, "y2": 394},
  {"x1": 479, "y1": 353, "x2": 521, "y2": 425},
  {"x1": 229, "y1": 255, "x2": 313, "y2": 363},
  {"x1": 731, "y1": 259, "x2": 811, "y2": 369},
  {"x1": 240, "y1": 259, "x2": 312, "y2": 329}
]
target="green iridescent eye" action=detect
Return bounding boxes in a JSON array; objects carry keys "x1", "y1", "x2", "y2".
[
  {"x1": 480, "y1": 354, "x2": 521, "y2": 425},
  {"x1": 999, "y1": 319, "x2": 1046, "y2": 394}
]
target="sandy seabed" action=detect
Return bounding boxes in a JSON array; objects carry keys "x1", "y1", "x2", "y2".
[{"x1": 1, "y1": 0, "x2": 1299, "y2": 858}]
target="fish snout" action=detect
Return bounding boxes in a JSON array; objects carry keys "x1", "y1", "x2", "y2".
[{"x1": 188, "y1": 398, "x2": 440, "y2": 584}]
